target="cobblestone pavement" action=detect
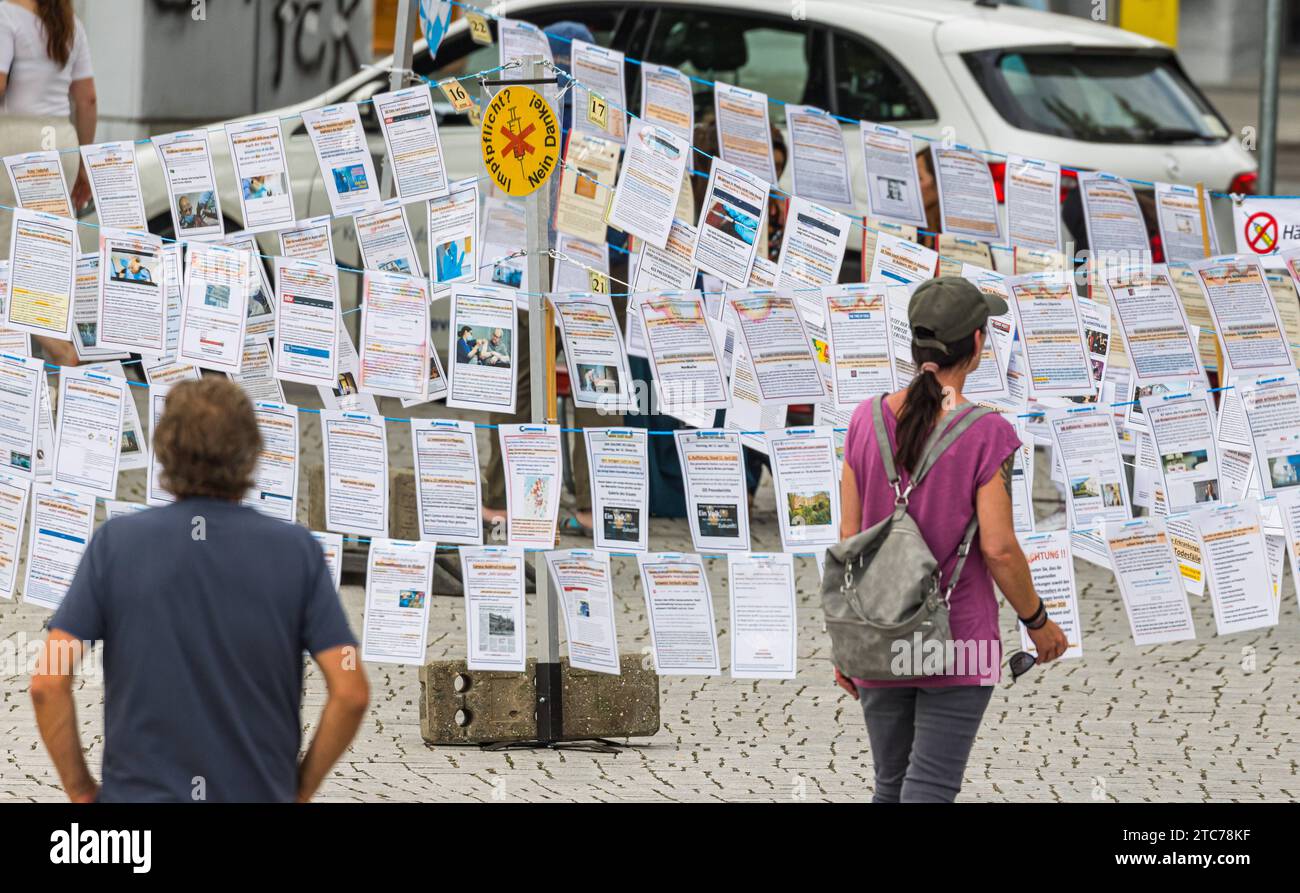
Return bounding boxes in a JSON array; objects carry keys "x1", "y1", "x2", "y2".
[{"x1": 2, "y1": 399, "x2": 1298, "y2": 803}]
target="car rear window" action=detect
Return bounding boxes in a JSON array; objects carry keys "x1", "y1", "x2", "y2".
[{"x1": 965, "y1": 50, "x2": 1230, "y2": 144}]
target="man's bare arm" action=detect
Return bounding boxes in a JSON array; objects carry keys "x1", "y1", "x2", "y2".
[
  {"x1": 297, "y1": 645, "x2": 369, "y2": 802},
  {"x1": 30, "y1": 630, "x2": 98, "y2": 803}
]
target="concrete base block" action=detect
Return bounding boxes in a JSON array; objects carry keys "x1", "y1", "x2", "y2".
[{"x1": 419, "y1": 655, "x2": 661, "y2": 745}]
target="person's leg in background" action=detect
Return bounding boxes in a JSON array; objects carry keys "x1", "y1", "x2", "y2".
[
  {"x1": 857, "y1": 687, "x2": 918, "y2": 804},
  {"x1": 898, "y1": 686, "x2": 994, "y2": 803}
]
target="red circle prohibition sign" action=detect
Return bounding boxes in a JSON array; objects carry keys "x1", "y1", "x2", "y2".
[{"x1": 1244, "y1": 212, "x2": 1278, "y2": 253}]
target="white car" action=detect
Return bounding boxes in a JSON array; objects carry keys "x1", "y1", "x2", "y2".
[{"x1": 131, "y1": 0, "x2": 1255, "y2": 274}]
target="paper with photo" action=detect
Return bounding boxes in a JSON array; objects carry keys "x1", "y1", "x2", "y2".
[
  {"x1": 79, "y1": 141, "x2": 147, "y2": 230},
  {"x1": 477, "y1": 198, "x2": 528, "y2": 294},
  {"x1": 278, "y1": 215, "x2": 336, "y2": 265},
  {"x1": 410, "y1": 418, "x2": 483, "y2": 546},
  {"x1": 640, "y1": 63, "x2": 693, "y2": 141},
  {"x1": 53, "y1": 366, "x2": 125, "y2": 500},
  {"x1": 373, "y1": 83, "x2": 449, "y2": 202},
  {"x1": 1193, "y1": 501, "x2": 1277, "y2": 634},
  {"x1": 82, "y1": 360, "x2": 145, "y2": 473},
  {"x1": 1154, "y1": 182, "x2": 1218, "y2": 263},
  {"x1": 152, "y1": 130, "x2": 224, "y2": 240},
  {"x1": 930, "y1": 144, "x2": 1003, "y2": 243},
  {"x1": 91, "y1": 230, "x2": 164, "y2": 356},
  {"x1": 1047, "y1": 406, "x2": 1131, "y2": 529},
  {"x1": 693, "y1": 158, "x2": 768, "y2": 287},
  {"x1": 727, "y1": 552, "x2": 797, "y2": 679},
  {"x1": 446, "y1": 284, "x2": 517, "y2": 413},
  {"x1": 552, "y1": 293, "x2": 633, "y2": 410},
  {"x1": 639, "y1": 293, "x2": 729, "y2": 413},
  {"x1": 301, "y1": 103, "x2": 381, "y2": 216},
  {"x1": 0, "y1": 473, "x2": 29, "y2": 600},
  {"x1": 606, "y1": 119, "x2": 689, "y2": 250},
  {"x1": 0, "y1": 352, "x2": 42, "y2": 481},
  {"x1": 229, "y1": 337, "x2": 285, "y2": 404},
  {"x1": 1141, "y1": 385, "x2": 1221, "y2": 512},
  {"x1": 178, "y1": 242, "x2": 250, "y2": 373},
  {"x1": 321, "y1": 409, "x2": 389, "y2": 537},
  {"x1": 21, "y1": 484, "x2": 95, "y2": 611},
  {"x1": 584, "y1": 427, "x2": 649, "y2": 553},
  {"x1": 859, "y1": 123, "x2": 926, "y2": 228},
  {"x1": 1238, "y1": 373, "x2": 1300, "y2": 496},
  {"x1": 242, "y1": 400, "x2": 299, "y2": 523},
  {"x1": 358, "y1": 271, "x2": 428, "y2": 399},
  {"x1": 767, "y1": 426, "x2": 840, "y2": 552},
  {"x1": 776, "y1": 197, "x2": 849, "y2": 289},
  {"x1": 1104, "y1": 517, "x2": 1197, "y2": 645},
  {"x1": 546, "y1": 549, "x2": 621, "y2": 675},
  {"x1": 1078, "y1": 171, "x2": 1148, "y2": 255},
  {"x1": 428, "y1": 178, "x2": 479, "y2": 296},
  {"x1": 318, "y1": 324, "x2": 379, "y2": 414},
  {"x1": 500, "y1": 423, "x2": 562, "y2": 549},
  {"x1": 71, "y1": 254, "x2": 127, "y2": 363},
  {"x1": 224, "y1": 116, "x2": 296, "y2": 233},
  {"x1": 637, "y1": 552, "x2": 720, "y2": 675},
  {"x1": 4, "y1": 208, "x2": 76, "y2": 339},
  {"x1": 1005, "y1": 155, "x2": 1062, "y2": 253},
  {"x1": 868, "y1": 231, "x2": 936, "y2": 286},
  {"x1": 1018, "y1": 531, "x2": 1083, "y2": 659},
  {"x1": 785, "y1": 105, "x2": 853, "y2": 208},
  {"x1": 555, "y1": 134, "x2": 619, "y2": 244},
  {"x1": 272, "y1": 257, "x2": 340, "y2": 387},
  {"x1": 3, "y1": 151, "x2": 71, "y2": 218},
  {"x1": 461, "y1": 545, "x2": 527, "y2": 672},
  {"x1": 362, "y1": 538, "x2": 435, "y2": 665},
  {"x1": 1192, "y1": 255, "x2": 1292, "y2": 379},
  {"x1": 571, "y1": 39, "x2": 627, "y2": 143},
  {"x1": 676, "y1": 429, "x2": 751, "y2": 552},
  {"x1": 1006, "y1": 272, "x2": 1094, "y2": 399},
  {"x1": 354, "y1": 199, "x2": 423, "y2": 278}
]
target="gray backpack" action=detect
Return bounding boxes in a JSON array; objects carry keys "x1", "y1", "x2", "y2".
[{"x1": 822, "y1": 397, "x2": 995, "y2": 681}]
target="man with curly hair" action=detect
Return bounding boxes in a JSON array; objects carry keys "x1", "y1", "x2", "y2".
[{"x1": 30, "y1": 378, "x2": 369, "y2": 802}]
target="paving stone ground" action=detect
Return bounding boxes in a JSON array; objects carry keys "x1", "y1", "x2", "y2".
[{"x1": 2, "y1": 391, "x2": 1297, "y2": 802}]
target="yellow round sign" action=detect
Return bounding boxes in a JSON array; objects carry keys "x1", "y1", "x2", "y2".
[{"x1": 480, "y1": 85, "x2": 559, "y2": 197}]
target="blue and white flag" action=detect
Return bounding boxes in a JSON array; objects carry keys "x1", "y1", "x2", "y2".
[{"x1": 419, "y1": 0, "x2": 454, "y2": 58}]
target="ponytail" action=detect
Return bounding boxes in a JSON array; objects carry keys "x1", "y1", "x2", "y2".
[
  {"x1": 893, "y1": 327, "x2": 978, "y2": 474},
  {"x1": 35, "y1": 0, "x2": 76, "y2": 69}
]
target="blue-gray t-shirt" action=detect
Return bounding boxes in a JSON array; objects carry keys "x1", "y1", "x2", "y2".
[{"x1": 50, "y1": 498, "x2": 357, "y2": 803}]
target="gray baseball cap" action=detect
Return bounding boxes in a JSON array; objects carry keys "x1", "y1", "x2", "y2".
[{"x1": 907, "y1": 276, "x2": 1007, "y2": 354}]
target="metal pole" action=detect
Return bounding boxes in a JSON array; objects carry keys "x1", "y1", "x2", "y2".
[
  {"x1": 381, "y1": 0, "x2": 421, "y2": 198},
  {"x1": 1260, "y1": 0, "x2": 1284, "y2": 195},
  {"x1": 521, "y1": 55, "x2": 562, "y2": 743}
]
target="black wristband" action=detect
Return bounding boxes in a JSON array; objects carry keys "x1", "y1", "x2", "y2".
[{"x1": 1018, "y1": 598, "x2": 1047, "y2": 630}]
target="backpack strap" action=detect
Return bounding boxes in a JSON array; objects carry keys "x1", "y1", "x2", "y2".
[
  {"x1": 944, "y1": 514, "x2": 981, "y2": 600},
  {"x1": 871, "y1": 395, "x2": 902, "y2": 499},
  {"x1": 911, "y1": 404, "x2": 997, "y2": 489}
]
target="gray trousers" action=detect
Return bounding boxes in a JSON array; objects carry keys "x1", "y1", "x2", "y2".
[{"x1": 857, "y1": 685, "x2": 993, "y2": 803}]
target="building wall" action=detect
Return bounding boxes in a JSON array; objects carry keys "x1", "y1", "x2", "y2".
[{"x1": 76, "y1": 0, "x2": 373, "y2": 140}]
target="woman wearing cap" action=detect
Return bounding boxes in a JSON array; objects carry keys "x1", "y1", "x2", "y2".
[{"x1": 836, "y1": 275, "x2": 1068, "y2": 803}]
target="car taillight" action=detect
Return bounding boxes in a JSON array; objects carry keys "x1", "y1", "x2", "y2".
[
  {"x1": 1228, "y1": 171, "x2": 1258, "y2": 195},
  {"x1": 988, "y1": 161, "x2": 1006, "y2": 203},
  {"x1": 1060, "y1": 168, "x2": 1078, "y2": 204}
]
